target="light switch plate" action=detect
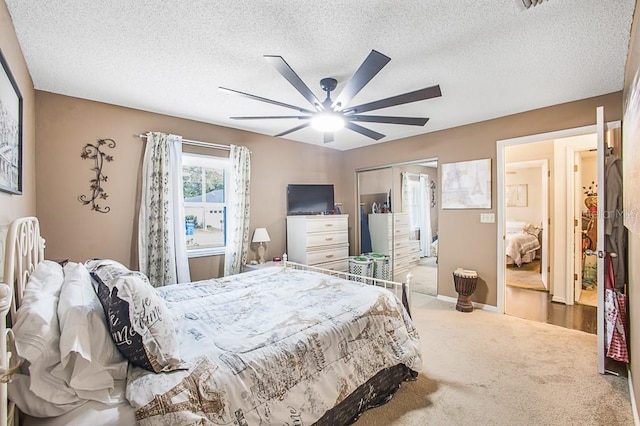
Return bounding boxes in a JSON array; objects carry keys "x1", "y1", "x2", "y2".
[{"x1": 480, "y1": 213, "x2": 495, "y2": 223}]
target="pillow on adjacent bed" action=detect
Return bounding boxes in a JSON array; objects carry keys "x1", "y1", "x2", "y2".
[
  {"x1": 51, "y1": 262, "x2": 128, "y2": 402},
  {"x1": 90, "y1": 269, "x2": 185, "y2": 373}
]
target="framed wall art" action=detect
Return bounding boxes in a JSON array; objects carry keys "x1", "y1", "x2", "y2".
[
  {"x1": 506, "y1": 184, "x2": 528, "y2": 207},
  {"x1": 442, "y1": 158, "x2": 491, "y2": 209},
  {"x1": 0, "y1": 50, "x2": 23, "y2": 195}
]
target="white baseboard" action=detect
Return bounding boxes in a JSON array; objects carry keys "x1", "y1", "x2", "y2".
[
  {"x1": 629, "y1": 368, "x2": 640, "y2": 426},
  {"x1": 437, "y1": 295, "x2": 500, "y2": 312}
]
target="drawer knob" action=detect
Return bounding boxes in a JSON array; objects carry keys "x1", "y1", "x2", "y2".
[
  {"x1": 325, "y1": 237, "x2": 334, "y2": 241},
  {"x1": 325, "y1": 254, "x2": 334, "y2": 258},
  {"x1": 325, "y1": 223, "x2": 333, "y2": 227}
]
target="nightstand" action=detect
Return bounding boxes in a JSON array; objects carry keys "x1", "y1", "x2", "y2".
[{"x1": 242, "y1": 261, "x2": 279, "y2": 272}]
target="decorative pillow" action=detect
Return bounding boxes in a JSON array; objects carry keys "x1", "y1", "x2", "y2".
[
  {"x1": 51, "y1": 262, "x2": 127, "y2": 403},
  {"x1": 10, "y1": 261, "x2": 83, "y2": 415},
  {"x1": 84, "y1": 258, "x2": 132, "y2": 284},
  {"x1": 90, "y1": 272, "x2": 184, "y2": 373},
  {"x1": 524, "y1": 223, "x2": 541, "y2": 237}
]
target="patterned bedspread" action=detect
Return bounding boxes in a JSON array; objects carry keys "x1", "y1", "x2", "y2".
[
  {"x1": 505, "y1": 232, "x2": 540, "y2": 266},
  {"x1": 126, "y1": 267, "x2": 422, "y2": 425}
]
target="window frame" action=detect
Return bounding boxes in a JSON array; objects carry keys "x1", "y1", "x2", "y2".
[{"x1": 181, "y1": 151, "x2": 230, "y2": 258}]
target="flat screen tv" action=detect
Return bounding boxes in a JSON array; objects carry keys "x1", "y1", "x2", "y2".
[{"x1": 287, "y1": 184, "x2": 335, "y2": 215}]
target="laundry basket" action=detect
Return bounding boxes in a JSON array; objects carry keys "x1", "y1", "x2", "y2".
[
  {"x1": 349, "y1": 256, "x2": 373, "y2": 282},
  {"x1": 366, "y1": 253, "x2": 391, "y2": 281}
]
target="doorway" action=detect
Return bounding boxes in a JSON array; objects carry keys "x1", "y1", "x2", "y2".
[
  {"x1": 574, "y1": 149, "x2": 598, "y2": 308},
  {"x1": 503, "y1": 159, "x2": 548, "y2": 293},
  {"x1": 497, "y1": 126, "x2": 600, "y2": 332}
]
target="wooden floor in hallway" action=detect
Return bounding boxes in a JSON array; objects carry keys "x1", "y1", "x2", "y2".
[{"x1": 505, "y1": 285, "x2": 597, "y2": 334}]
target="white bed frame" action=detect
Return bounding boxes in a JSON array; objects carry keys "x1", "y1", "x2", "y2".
[
  {"x1": 1, "y1": 217, "x2": 45, "y2": 426},
  {"x1": 282, "y1": 254, "x2": 413, "y2": 312},
  {"x1": 0, "y1": 217, "x2": 412, "y2": 426}
]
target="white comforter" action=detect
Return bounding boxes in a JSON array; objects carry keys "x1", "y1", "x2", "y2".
[
  {"x1": 126, "y1": 267, "x2": 421, "y2": 425},
  {"x1": 505, "y1": 232, "x2": 540, "y2": 266}
]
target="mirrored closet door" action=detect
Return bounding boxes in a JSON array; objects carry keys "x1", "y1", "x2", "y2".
[{"x1": 356, "y1": 160, "x2": 439, "y2": 296}]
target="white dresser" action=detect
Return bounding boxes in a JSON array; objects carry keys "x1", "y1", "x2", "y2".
[
  {"x1": 286, "y1": 215, "x2": 349, "y2": 272},
  {"x1": 368, "y1": 213, "x2": 420, "y2": 280}
]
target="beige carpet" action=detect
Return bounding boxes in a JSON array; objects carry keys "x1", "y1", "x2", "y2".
[
  {"x1": 404, "y1": 257, "x2": 438, "y2": 296},
  {"x1": 506, "y1": 259, "x2": 546, "y2": 291},
  {"x1": 355, "y1": 293, "x2": 633, "y2": 426}
]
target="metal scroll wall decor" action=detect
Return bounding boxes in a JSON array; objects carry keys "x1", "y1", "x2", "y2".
[{"x1": 78, "y1": 138, "x2": 115, "y2": 213}]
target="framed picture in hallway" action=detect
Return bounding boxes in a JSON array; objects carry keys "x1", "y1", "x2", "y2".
[
  {"x1": 441, "y1": 158, "x2": 491, "y2": 209},
  {"x1": 0, "y1": 49, "x2": 23, "y2": 195},
  {"x1": 506, "y1": 184, "x2": 528, "y2": 207}
]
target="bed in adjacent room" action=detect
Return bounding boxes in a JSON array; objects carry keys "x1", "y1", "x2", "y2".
[
  {"x1": 1, "y1": 216, "x2": 421, "y2": 426},
  {"x1": 505, "y1": 221, "x2": 541, "y2": 267}
]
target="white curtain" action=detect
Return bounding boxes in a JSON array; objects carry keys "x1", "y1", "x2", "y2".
[
  {"x1": 401, "y1": 172, "x2": 433, "y2": 257},
  {"x1": 138, "y1": 132, "x2": 191, "y2": 287},
  {"x1": 419, "y1": 174, "x2": 433, "y2": 257},
  {"x1": 401, "y1": 172, "x2": 411, "y2": 213},
  {"x1": 224, "y1": 145, "x2": 251, "y2": 276}
]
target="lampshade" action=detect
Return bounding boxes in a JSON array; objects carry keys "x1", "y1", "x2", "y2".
[{"x1": 252, "y1": 227, "x2": 271, "y2": 243}]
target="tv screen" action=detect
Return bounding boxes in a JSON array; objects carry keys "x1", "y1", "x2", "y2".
[{"x1": 287, "y1": 184, "x2": 335, "y2": 215}]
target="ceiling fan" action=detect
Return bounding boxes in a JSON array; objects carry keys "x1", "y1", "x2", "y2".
[{"x1": 219, "y1": 50, "x2": 442, "y2": 144}]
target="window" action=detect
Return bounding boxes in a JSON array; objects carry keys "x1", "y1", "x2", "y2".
[{"x1": 182, "y1": 152, "x2": 229, "y2": 257}]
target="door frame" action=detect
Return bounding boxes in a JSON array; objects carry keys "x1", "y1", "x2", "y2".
[
  {"x1": 497, "y1": 124, "x2": 601, "y2": 313},
  {"x1": 503, "y1": 159, "x2": 549, "y2": 289}
]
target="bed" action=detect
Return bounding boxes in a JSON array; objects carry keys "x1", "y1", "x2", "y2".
[
  {"x1": 0, "y1": 216, "x2": 421, "y2": 426},
  {"x1": 505, "y1": 221, "x2": 541, "y2": 267}
]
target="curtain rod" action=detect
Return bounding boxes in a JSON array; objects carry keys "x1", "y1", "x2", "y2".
[{"x1": 136, "y1": 133, "x2": 231, "y2": 151}]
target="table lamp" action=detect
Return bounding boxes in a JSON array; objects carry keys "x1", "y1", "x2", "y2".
[{"x1": 252, "y1": 227, "x2": 271, "y2": 264}]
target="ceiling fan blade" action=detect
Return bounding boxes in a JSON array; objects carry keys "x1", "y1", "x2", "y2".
[
  {"x1": 324, "y1": 133, "x2": 334, "y2": 144},
  {"x1": 349, "y1": 115, "x2": 429, "y2": 126},
  {"x1": 264, "y1": 55, "x2": 322, "y2": 110},
  {"x1": 219, "y1": 87, "x2": 315, "y2": 114},
  {"x1": 274, "y1": 122, "x2": 311, "y2": 137},
  {"x1": 333, "y1": 50, "x2": 390, "y2": 110},
  {"x1": 343, "y1": 85, "x2": 442, "y2": 114},
  {"x1": 230, "y1": 115, "x2": 309, "y2": 120},
  {"x1": 345, "y1": 122, "x2": 385, "y2": 141}
]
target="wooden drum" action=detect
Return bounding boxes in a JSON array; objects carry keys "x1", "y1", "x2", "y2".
[{"x1": 453, "y1": 268, "x2": 478, "y2": 313}]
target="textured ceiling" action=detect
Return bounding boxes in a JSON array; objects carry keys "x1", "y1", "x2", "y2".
[{"x1": 5, "y1": 0, "x2": 636, "y2": 150}]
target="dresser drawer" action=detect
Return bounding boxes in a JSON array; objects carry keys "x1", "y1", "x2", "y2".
[
  {"x1": 306, "y1": 217, "x2": 348, "y2": 233},
  {"x1": 306, "y1": 231, "x2": 349, "y2": 248},
  {"x1": 395, "y1": 244, "x2": 415, "y2": 259},
  {"x1": 392, "y1": 225, "x2": 410, "y2": 238},
  {"x1": 307, "y1": 246, "x2": 349, "y2": 265},
  {"x1": 394, "y1": 252, "x2": 420, "y2": 271}
]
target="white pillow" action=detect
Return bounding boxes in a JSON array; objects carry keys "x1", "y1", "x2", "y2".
[
  {"x1": 10, "y1": 261, "x2": 82, "y2": 414},
  {"x1": 506, "y1": 221, "x2": 527, "y2": 234},
  {"x1": 51, "y1": 262, "x2": 127, "y2": 403},
  {"x1": 91, "y1": 272, "x2": 185, "y2": 373}
]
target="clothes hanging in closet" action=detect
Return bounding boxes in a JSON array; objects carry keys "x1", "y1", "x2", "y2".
[
  {"x1": 604, "y1": 154, "x2": 626, "y2": 290},
  {"x1": 360, "y1": 206, "x2": 372, "y2": 253}
]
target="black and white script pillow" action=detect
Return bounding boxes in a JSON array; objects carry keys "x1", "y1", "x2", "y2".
[{"x1": 90, "y1": 270, "x2": 184, "y2": 373}]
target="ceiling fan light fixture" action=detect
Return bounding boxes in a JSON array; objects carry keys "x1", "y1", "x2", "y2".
[{"x1": 310, "y1": 111, "x2": 345, "y2": 132}]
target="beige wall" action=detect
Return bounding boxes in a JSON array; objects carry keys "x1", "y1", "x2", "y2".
[
  {"x1": 0, "y1": 1, "x2": 36, "y2": 281},
  {"x1": 342, "y1": 92, "x2": 622, "y2": 306},
  {"x1": 34, "y1": 92, "x2": 343, "y2": 280}
]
